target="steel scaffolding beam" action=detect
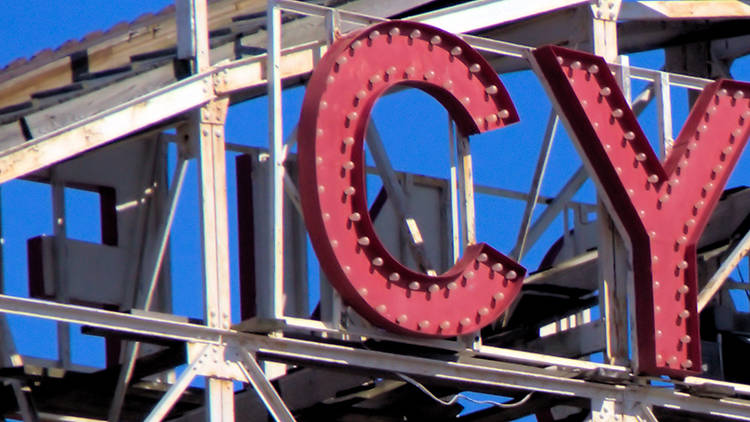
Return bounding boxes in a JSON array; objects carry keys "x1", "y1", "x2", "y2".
[{"x1": 1, "y1": 1, "x2": 750, "y2": 421}]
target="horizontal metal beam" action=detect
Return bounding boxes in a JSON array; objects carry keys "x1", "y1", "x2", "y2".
[
  {"x1": 460, "y1": 33, "x2": 531, "y2": 59},
  {"x1": 1, "y1": 292, "x2": 749, "y2": 418},
  {"x1": 476, "y1": 343, "x2": 619, "y2": 373},
  {"x1": 0, "y1": 41, "x2": 325, "y2": 186},
  {"x1": 0, "y1": 73, "x2": 213, "y2": 185},
  {"x1": 240, "y1": 335, "x2": 750, "y2": 419},
  {"x1": 273, "y1": 0, "x2": 715, "y2": 88},
  {"x1": 0, "y1": 294, "x2": 224, "y2": 344},
  {"x1": 219, "y1": 142, "x2": 597, "y2": 209},
  {"x1": 275, "y1": 0, "x2": 387, "y2": 26},
  {"x1": 242, "y1": 335, "x2": 605, "y2": 397},
  {"x1": 627, "y1": 64, "x2": 711, "y2": 90},
  {"x1": 0, "y1": 5, "x2": 717, "y2": 188},
  {"x1": 215, "y1": 40, "x2": 326, "y2": 97},
  {"x1": 411, "y1": 0, "x2": 588, "y2": 34},
  {"x1": 0, "y1": 292, "x2": 616, "y2": 375}
]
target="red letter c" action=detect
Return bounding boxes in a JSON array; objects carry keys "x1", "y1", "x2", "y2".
[{"x1": 299, "y1": 21, "x2": 525, "y2": 337}]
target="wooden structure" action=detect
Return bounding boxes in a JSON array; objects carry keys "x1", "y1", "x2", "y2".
[{"x1": 1, "y1": 0, "x2": 750, "y2": 421}]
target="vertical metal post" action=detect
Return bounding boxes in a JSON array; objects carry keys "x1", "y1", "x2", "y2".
[
  {"x1": 317, "y1": 8, "x2": 343, "y2": 330},
  {"x1": 197, "y1": 94, "x2": 235, "y2": 422},
  {"x1": 590, "y1": 0, "x2": 621, "y2": 63},
  {"x1": 265, "y1": 0, "x2": 288, "y2": 380},
  {"x1": 456, "y1": 133, "x2": 476, "y2": 246},
  {"x1": 590, "y1": 0, "x2": 631, "y2": 370},
  {"x1": 177, "y1": 0, "x2": 209, "y2": 64},
  {"x1": 455, "y1": 128, "x2": 479, "y2": 349},
  {"x1": 0, "y1": 186, "x2": 38, "y2": 421},
  {"x1": 50, "y1": 169, "x2": 71, "y2": 369},
  {"x1": 448, "y1": 119, "x2": 460, "y2": 263},
  {"x1": 616, "y1": 55, "x2": 632, "y2": 103},
  {"x1": 597, "y1": 214, "x2": 631, "y2": 366},
  {"x1": 654, "y1": 71, "x2": 673, "y2": 157},
  {"x1": 266, "y1": 0, "x2": 285, "y2": 320},
  {"x1": 324, "y1": 8, "x2": 340, "y2": 44},
  {"x1": 198, "y1": 101, "x2": 235, "y2": 420},
  {"x1": 178, "y1": 0, "x2": 235, "y2": 419}
]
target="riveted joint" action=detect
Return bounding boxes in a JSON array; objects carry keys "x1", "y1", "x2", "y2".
[
  {"x1": 189, "y1": 342, "x2": 248, "y2": 381},
  {"x1": 212, "y1": 70, "x2": 230, "y2": 95},
  {"x1": 324, "y1": 9, "x2": 342, "y2": 44},
  {"x1": 200, "y1": 97, "x2": 229, "y2": 125},
  {"x1": 589, "y1": 0, "x2": 622, "y2": 21}
]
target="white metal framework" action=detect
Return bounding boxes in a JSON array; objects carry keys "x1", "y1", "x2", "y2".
[{"x1": 1, "y1": 1, "x2": 750, "y2": 421}]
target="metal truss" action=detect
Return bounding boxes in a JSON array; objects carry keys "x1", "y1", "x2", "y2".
[
  {"x1": 2, "y1": 0, "x2": 750, "y2": 421},
  {"x1": 2, "y1": 292, "x2": 750, "y2": 420}
]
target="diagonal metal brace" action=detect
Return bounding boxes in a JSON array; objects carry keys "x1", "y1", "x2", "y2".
[
  {"x1": 366, "y1": 122, "x2": 436, "y2": 274},
  {"x1": 229, "y1": 346, "x2": 296, "y2": 422},
  {"x1": 144, "y1": 344, "x2": 210, "y2": 422}
]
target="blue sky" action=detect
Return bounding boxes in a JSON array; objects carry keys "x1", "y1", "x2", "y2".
[{"x1": 2, "y1": 1, "x2": 750, "y2": 418}]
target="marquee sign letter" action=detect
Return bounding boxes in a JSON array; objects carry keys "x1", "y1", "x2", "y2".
[
  {"x1": 534, "y1": 45, "x2": 750, "y2": 376},
  {"x1": 298, "y1": 21, "x2": 525, "y2": 337}
]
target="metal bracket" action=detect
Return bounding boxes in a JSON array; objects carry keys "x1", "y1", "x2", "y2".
[
  {"x1": 590, "y1": 396, "x2": 658, "y2": 422},
  {"x1": 188, "y1": 342, "x2": 246, "y2": 380},
  {"x1": 590, "y1": 0, "x2": 622, "y2": 21},
  {"x1": 212, "y1": 69, "x2": 230, "y2": 95},
  {"x1": 179, "y1": 97, "x2": 229, "y2": 159},
  {"x1": 591, "y1": 396, "x2": 619, "y2": 422},
  {"x1": 200, "y1": 97, "x2": 229, "y2": 125}
]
